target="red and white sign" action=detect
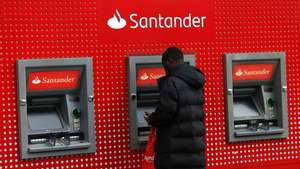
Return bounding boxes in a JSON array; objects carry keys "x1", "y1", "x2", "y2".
[
  {"x1": 233, "y1": 64, "x2": 275, "y2": 82},
  {"x1": 136, "y1": 67, "x2": 165, "y2": 87},
  {"x1": 27, "y1": 70, "x2": 81, "y2": 92},
  {"x1": 97, "y1": 0, "x2": 214, "y2": 43}
]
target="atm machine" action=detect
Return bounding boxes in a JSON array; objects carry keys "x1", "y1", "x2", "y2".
[
  {"x1": 17, "y1": 58, "x2": 96, "y2": 159},
  {"x1": 128, "y1": 55, "x2": 195, "y2": 149},
  {"x1": 224, "y1": 52, "x2": 288, "y2": 142}
]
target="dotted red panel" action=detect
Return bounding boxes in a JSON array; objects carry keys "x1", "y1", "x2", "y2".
[{"x1": 0, "y1": 0, "x2": 299, "y2": 169}]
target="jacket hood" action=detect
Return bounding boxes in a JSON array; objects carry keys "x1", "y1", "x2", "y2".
[{"x1": 170, "y1": 64, "x2": 205, "y2": 89}]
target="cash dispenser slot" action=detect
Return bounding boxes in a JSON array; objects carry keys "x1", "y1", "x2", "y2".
[
  {"x1": 27, "y1": 96, "x2": 69, "y2": 135},
  {"x1": 233, "y1": 87, "x2": 263, "y2": 120},
  {"x1": 28, "y1": 106, "x2": 65, "y2": 133}
]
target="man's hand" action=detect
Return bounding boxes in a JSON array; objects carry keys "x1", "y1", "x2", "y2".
[{"x1": 144, "y1": 112, "x2": 151, "y2": 124}]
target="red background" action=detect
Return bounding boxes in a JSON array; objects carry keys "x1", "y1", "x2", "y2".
[{"x1": 0, "y1": 0, "x2": 299, "y2": 169}]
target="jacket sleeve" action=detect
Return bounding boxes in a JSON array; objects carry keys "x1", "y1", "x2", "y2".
[{"x1": 149, "y1": 78, "x2": 178, "y2": 127}]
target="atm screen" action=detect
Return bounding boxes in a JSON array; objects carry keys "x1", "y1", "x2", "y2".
[
  {"x1": 233, "y1": 97, "x2": 260, "y2": 118},
  {"x1": 136, "y1": 65, "x2": 165, "y2": 90},
  {"x1": 28, "y1": 107, "x2": 63, "y2": 131},
  {"x1": 27, "y1": 70, "x2": 81, "y2": 92},
  {"x1": 232, "y1": 63, "x2": 275, "y2": 82},
  {"x1": 137, "y1": 107, "x2": 156, "y2": 127}
]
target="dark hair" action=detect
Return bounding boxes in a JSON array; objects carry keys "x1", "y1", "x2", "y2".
[{"x1": 162, "y1": 47, "x2": 184, "y2": 62}]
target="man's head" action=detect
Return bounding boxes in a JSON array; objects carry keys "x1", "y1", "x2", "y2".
[{"x1": 162, "y1": 47, "x2": 184, "y2": 75}]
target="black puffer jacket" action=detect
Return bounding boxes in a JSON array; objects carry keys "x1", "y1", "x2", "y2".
[{"x1": 149, "y1": 63, "x2": 206, "y2": 169}]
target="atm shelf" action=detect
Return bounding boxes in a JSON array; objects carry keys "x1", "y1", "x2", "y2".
[
  {"x1": 234, "y1": 117, "x2": 265, "y2": 121},
  {"x1": 28, "y1": 141, "x2": 90, "y2": 153},
  {"x1": 235, "y1": 128, "x2": 285, "y2": 137},
  {"x1": 28, "y1": 130, "x2": 71, "y2": 136},
  {"x1": 137, "y1": 92, "x2": 160, "y2": 99}
]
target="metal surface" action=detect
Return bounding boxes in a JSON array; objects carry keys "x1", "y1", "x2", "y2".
[
  {"x1": 224, "y1": 52, "x2": 288, "y2": 142},
  {"x1": 16, "y1": 58, "x2": 96, "y2": 159}
]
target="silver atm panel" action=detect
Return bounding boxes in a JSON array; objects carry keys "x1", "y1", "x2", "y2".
[
  {"x1": 17, "y1": 58, "x2": 96, "y2": 159},
  {"x1": 128, "y1": 55, "x2": 195, "y2": 150},
  {"x1": 224, "y1": 52, "x2": 288, "y2": 142}
]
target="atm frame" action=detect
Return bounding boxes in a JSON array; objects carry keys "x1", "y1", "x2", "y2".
[
  {"x1": 17, "y1": 58, "x2": 96, "y2": 159},
  {"x1": 224, "y1": 52, "x2": 288, "y2": 142},
  {"x1": 128, "y1": 55, "x2": 195, "y2": 150}
]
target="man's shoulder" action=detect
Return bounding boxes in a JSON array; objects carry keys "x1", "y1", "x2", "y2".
[{"x1": 158, "y1": 76, "x2": 183, "y2": 89}]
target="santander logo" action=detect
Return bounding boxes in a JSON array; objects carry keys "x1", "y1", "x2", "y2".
[
  {"x1": 106, "y1": 9, "x2": 207, "y2": 30},
  {"x1": 140, "y1": 72, "x2": 164, "y2": 81},
  {"x1": 233, "y1": 64, "x2": 275, "y2": 81},
  {"x1": 27, "y1": 70, "x2": 80, "y2": 92},
  {"x1": 107, "y1": 9, "x2": 127, "y2": 29},
  {"x1": 234, "y1": 68, "x2": 270, "y2": 77},
  {"x1": 32, "y1": 76, "x2": 41, "y2": 84},
  {"x1": 31, "y1": 74, "x2": 76, "y2": 86},
  {"x1": 235, "y1": 69, "x2": 243, "y2": 77},
  {"x1": 140, "y1": 72, "x2": 149, "y2": 80},
  {"x1": 137, "y1": 68, "x2": 165, "y2": 87}
]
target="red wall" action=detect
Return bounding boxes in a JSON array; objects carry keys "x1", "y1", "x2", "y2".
[{"x1": 0, "y1": 0, "x2": 299, "y2": 169}]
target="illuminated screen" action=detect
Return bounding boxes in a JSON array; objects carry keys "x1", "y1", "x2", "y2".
[
  {"x1": 27, "y1": 70, "x2": 81, "y2": 92},
  {"x1": 232, "y1": 64, "x2": 275, "y2": 82},
  {"x1": 136, "y1": 66, "x2": 165, "y2": 88}
]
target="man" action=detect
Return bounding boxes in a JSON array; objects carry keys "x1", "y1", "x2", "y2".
[{"x1": 144, "y1": 47, "x2": 206, "y2": 169}]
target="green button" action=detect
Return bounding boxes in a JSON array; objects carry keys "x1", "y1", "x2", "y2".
[
  {"x1": 73, "y1": 108, "x2": 81, "y2": 119},
  {"x1": 267, "y1": 98, "x2": 274, "y2": 108}
]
